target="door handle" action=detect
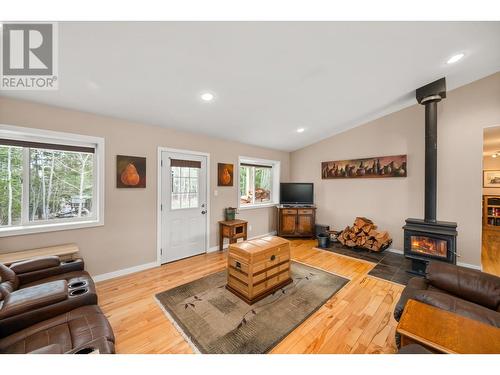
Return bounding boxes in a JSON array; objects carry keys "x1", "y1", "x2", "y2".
[{"x1": 201, "y1": 210, "x2": 207, "y2": 215}]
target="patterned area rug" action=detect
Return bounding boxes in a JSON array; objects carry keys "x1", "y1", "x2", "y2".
[{"x1": 155, "y1": 261, "x2": 349, "y2": 354}]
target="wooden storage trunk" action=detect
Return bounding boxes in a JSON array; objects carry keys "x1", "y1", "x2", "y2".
[{"x1": 226, "y1": 236, "x2": 292, "y2": 304}]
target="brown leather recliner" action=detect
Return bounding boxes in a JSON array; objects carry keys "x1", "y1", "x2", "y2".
[
  {"x1": 394, "y1": 261, "x2": 500, "y2": 347},
  {"x1": 4, "y1": 256, "x2": 90, "y2": 287},
  {"x1": 0, "y1": 257, "x2": 98, "y2": 336},
  {"x1": 0, "y1": 305, "x2": 115, "y2": 354}
]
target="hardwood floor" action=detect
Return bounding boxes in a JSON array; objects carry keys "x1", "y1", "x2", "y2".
[
  {"x1": 482, "y1": 228, "x2": 500, "y2": 277},
  {"x1": 96, "y1": 239, "x2": 404, "y2": 354}
]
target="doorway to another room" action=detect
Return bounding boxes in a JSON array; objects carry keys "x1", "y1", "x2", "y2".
[
  {"x1": 482, "y1": 126, "x2": 500, "y2": 276},
  {"x1": 158, "y1": 148, "x2": 209, "y2": 264}
]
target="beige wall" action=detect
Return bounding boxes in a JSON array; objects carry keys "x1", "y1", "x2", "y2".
[
  {"x1": 291, "y1": 72, "x2": 500, "y2": 267},
  {"x1": 0, "y1": 97, "x2": 290, "y2": 276},
  {"x1": 483, "y1": 152, "x2": 500, "y2": 195}
]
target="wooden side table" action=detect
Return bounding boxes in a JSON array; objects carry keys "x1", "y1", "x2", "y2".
[
  {"x1": 218, "y1": 219, "x2": 248, "y2": 250},
  {"x1": 397, "y1": 299, "x2": 500, "y2": 354}
]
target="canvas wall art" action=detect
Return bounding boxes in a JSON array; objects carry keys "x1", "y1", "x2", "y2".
[
  {"x1": 117, "y1": 155, "x2": 146, "y2": 188},
  {"x1": 321, "y1": 155, "x2": 407, "y2": 179},
  {"x1": 218, "y1": 163, "x2": 234, "y2": 186},
  {"x1": 484, "y1": 170, "x2": 500, "y2": 188}
]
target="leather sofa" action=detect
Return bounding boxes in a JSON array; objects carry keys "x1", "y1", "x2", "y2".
[
  {"x1": 394, "y1": 261, "x2": 500, "y2": 347},
  {"x1": 0, "y1": 256, "x2": 115, "y2": 354}
]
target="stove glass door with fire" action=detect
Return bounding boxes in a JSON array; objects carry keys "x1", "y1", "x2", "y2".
[
  {"x1": 410, "y1": 235, "x2": 447, "y2": 258},
  {"x1": 404, "y1": 231, "x2": 455, "y2": 263}
]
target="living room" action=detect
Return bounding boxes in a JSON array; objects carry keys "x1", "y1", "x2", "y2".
[{"x1": 1, "y1": 1, "x2": 499, "y2": 373}]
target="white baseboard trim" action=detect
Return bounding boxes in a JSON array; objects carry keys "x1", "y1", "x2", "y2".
[
  {"x1": 457, "y1": 261, "x2": 482, "y2": 270},
  {"x1": 93, "y1": 261, "x2": 160, "y2": 283},
  {"x1": 207, "y1": 231, "x2": 278, "y2": 253}
]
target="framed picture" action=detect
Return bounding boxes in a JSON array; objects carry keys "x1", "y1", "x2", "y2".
[
  {"x1": 484, "y1": 170, "x2": 500, "y2": 188},
  {"x1": 117, "y1": 155, "x2": 146, "y2": 188},
  {"x1": 218, "y1": 163, "x2": 234, "y2": 186},
  {"x1": 321, "y1": 155, "x2": 407, "y2": 179}
]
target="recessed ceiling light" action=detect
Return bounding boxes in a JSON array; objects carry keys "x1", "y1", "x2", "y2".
[
  {"x1": 447, "y1": 53, "x2": 465, "y2": 64},
  {"x1": 200, "y1": 92, "x2": 215, "y2": 102},
  {"x1": 296, "y1": 128, "x2": 305, "y2": 133}
]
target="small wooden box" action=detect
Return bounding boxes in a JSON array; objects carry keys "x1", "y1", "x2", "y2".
[{"x1": 226, "y1": 236, "x2": 292, "y2": 304}]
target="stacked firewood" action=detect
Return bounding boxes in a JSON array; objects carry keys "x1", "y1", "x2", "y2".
[{"x1": 338, "y1": 217, "x2": 392, "y2": 252}]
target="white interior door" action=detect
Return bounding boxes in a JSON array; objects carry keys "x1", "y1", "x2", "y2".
[{"x1": 160, "y1": 151, "x2": 208, "y2": 263}]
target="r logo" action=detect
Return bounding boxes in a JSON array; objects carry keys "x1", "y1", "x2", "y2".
[{"x1": 2, "y1": 23, "x2": 53, "y2": 76}]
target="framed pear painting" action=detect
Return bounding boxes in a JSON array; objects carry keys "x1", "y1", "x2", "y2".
[
  {"x1": 117, "y1": 155, "x2": 146, "y2": 188},
  {"x1": 218, "y1": 163, "x2": 234, "y2": 186}
]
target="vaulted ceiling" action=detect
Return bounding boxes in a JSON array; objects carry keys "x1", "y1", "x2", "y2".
[{"x1": 2, "y1": 22, "x2": 500, "y2": 151}]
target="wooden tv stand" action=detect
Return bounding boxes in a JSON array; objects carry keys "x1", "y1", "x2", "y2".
[{"x1": 277, "y1": 205, "x2": 316, "y2": 238}]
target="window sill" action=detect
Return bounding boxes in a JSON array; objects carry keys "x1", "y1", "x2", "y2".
[
  {"x1": 238, "y1": 203, "x2": 278, "y2": 211},
  {"x1": 0, "y1": 219, "x2": 104, "y2": 238}
]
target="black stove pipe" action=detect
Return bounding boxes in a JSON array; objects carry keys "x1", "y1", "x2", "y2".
[
  {"x1": 424, "y1": 99, "x2": 438, "y2": 222},
  {"x1": 416, "y1": 78, "x2": 447, "y2": 223}
]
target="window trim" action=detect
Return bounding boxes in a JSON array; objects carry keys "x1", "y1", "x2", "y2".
[
  {"x1": 237, "y1": 156, "x2": 280, "y2": 210},
  {"x1": 0, "y1": 124, "x2": 105, "y2": 237}
]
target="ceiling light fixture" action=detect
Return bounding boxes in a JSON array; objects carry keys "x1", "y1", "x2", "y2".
[
  {"x1": 492, "y1": 151, "x2": 500, "y2": 158},
  {"x1": 446, "y1": 53, "x2": 465, "y2": 64},
  {"x1": 200, "y1": 92, "x2": 215, "y2": 102},
  {"x1": 296, "y1": 128, "x2": 305, "y2": 133}
]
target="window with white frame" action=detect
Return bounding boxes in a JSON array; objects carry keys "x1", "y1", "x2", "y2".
[
  {"x1": 0, "y1": 125, "x2": 104, "y2": 236},
  {"x1": 238, "y1": 157, "x2": 280, "y2": 208}
]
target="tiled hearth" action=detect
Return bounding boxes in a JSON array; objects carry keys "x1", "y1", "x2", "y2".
[{"x1": 322, "y1": 242, "x2": 420, "y2": 285}]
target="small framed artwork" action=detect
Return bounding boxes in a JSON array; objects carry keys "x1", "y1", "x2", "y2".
[
  {"x1": 218, "y1": 163, "x2": 234, "y2": 186},
  {"x1": 483, "y1": 170, "x2": 500, "y2": 188},
  {"x1": 117, "y1": 155, "x2": 146, "y2": 188}
]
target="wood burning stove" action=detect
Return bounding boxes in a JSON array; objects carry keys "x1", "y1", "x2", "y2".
[
  {"x1": 403, "y1": 78, "x2": 458, "y2": 275},
  {"x1": 403, "y1": 218, "x2": 457, "y2": 275}
]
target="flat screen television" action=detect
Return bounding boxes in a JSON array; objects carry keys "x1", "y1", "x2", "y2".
[{"x1": 280, "y1": 183, "x2": 314, "y2": 205}]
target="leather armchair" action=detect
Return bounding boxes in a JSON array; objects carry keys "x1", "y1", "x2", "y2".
[{"x1": 394, "y1": 261, "x2": 500, "y2": 347}]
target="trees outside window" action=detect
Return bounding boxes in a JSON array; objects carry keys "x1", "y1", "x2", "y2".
[
  {"x1": 28, "y1": 148, "x2": 94, "y2": 222},
  {"x1": 239, "y1": 160, "x2": 277, "y2": 207},
  {"x1": 0, "y1": 126, "x2": 103, "y2": 236},
  {"x1": 1, "y1": 144, "x2": 96, "y2": 229},
  {"x1": 0, "y1": 146, "x2": 22, "y2": 226}
]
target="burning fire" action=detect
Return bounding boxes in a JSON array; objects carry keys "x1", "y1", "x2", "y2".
[{"x1": 411, "y1": 236, "x2": 447, "y2": 257}]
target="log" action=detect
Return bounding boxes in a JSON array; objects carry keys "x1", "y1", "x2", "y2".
[
  {"x1": 338, "y1": 217, "x2": 392, "y2": 252},
  {"x1": 354, "y1": 217, "x2": 373, "y2": 229}
]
